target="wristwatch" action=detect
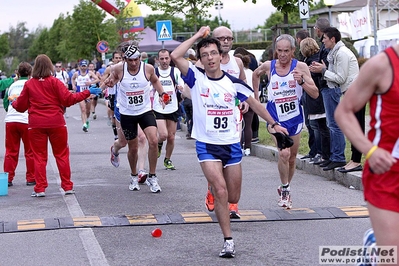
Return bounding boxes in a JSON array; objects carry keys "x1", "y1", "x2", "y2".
[
  {"x1": 271, "y1": 121, "x2": 281, "y2": 128},
  {"x1": 298, "y1": 77, "x2": 305, "y2": 86}
]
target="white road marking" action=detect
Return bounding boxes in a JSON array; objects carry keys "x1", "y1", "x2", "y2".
[{"x1": 49, "y1": 150, "x2": 109, "y2": 266}]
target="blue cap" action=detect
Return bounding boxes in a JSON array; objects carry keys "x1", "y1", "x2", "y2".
[{"x1": 79, "y1": 60, "x2": 88, "y2": 66}]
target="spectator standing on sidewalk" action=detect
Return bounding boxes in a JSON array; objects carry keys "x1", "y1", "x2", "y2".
[
  {"x1": 299, "y1": 38, "x2": 330, "y2": 165},
  {"x1": 296, "y1": 30, "x2": 317, "y2": 161},
  {"x1": 310, "y1": 27, "x2": 359, "y2": 171}
]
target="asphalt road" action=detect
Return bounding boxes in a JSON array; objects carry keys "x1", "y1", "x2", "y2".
[{"x1": 0, "y1": 102, "x2": 371, "y2": 266}]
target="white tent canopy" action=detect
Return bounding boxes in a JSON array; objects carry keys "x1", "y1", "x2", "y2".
[
  {"x1": 377, "y1": 24, "x2": 399, "y2": 41},
  {"x1": 377, "y1": 24, "x2": 399, "y2": 52},
  {"x1": 353, "y1": 24, "x2": 399, "y2": 57}
]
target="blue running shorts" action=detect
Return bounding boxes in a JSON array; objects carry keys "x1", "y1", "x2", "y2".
[{"x1": 196, "y1": 141, "x2": 242, "y2": 168}]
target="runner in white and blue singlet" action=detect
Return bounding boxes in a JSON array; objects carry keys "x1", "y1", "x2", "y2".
[
  {"x1": 196, "y1": 26, "x2": 247, "y2": 219},
  {"x1": 171, "y1": 27, "x2": 288, "y2": 259},
  {"x1": 71, "y1": 60, "x2": 100, "y2": 132}
]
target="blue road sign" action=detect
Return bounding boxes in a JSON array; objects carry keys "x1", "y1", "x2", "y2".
[{"x1": 156, "y1": 20, "x2": 173, "y2": 41}]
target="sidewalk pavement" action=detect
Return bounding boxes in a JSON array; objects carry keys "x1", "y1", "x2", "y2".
[{"x1": 251, "y1": 144, "x2": 363, "y2": 191}]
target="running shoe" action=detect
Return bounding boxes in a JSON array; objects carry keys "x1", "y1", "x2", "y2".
[
  {"x1": 278, "y1": 185, "x2": 292, "y2": 209},
  {"x1": 128, "y1": 175, "x2": 140, "y2": 191},
  {"x1": 31, "y1": 191, "x2": 45, "y2": 197},
  {"x1": 164, "y1": 159, "x2": 176, "y2": 170},
  {"x1": 138, "y1": 170, "x2": 148, "y2": 184},
  {"x1": 82, "y1": 124, "x2": 88, "y2": 132},
  {"x1": 145, "y1": 176, "x2": 161, "y2": 193},
  {"x1": 219, "y1": 239, "x2": 235, "y2": 258},
  {"x1": 229, "y1": 203, "x2": 241, "y2": 219},
  {"x1": 205, "y1": 188, "x2": 215, "y2": 212},
  {"x1": 92, "y1": 113, "x2": 97, "y2": 120},
  {"x1": 244, "y1": 148, "x2": 250, "y2": 156},
  {"x1": 110, "y1": 146, "x2": 120, "y2": 168},
  {"x1": 65, "y1": 190, "x2": 75, "y2": 195},
  {"x1": 86, "y1": 120, "x2": 90, "y2": 129},
  {"x1": 357, "y1": 228, "x2": 377, "y2": 266}
]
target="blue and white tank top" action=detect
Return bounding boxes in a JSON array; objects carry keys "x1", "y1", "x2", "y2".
[
  {"x1": 266, "y1": 59, "x2": 304, "y2": 128},
  {"x1": 76, "y1": 71, "x2": 91, "y2": 92}
]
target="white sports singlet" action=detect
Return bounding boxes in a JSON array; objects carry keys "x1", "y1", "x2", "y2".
[
  {"x1": 221, "y1": 55, "x2": 240, "y2": 78},
  {"x1": 76, "y1": 71, "x2": 91, "y2": 92},
  {"x1": 153, "y1": 67, "x2": 183, "y2": 114},
  {"x1": 118, "y1": 62, "x2": 152, "y2": 116},
  {"x1": 182, "y1": 63, "x2": 253, "y2": 145}
]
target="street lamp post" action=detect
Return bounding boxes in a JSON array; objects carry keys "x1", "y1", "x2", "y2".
[
  {"x1": 325, "y1": 0, "x2": 335, "y2": 24},
  {"x1": 215, "y1": 1, "x2": 223, "y2": 26}
]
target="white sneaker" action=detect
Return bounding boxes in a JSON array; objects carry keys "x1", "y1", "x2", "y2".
[
  {"x1": 64, "y1": 190, "x2": 75, "y2": 195},
  {"x1": 128, "y1": 175, "x2": 140, "y2": 191},
  {"x1": 219, "y1": 239, "x2": 235, "y2": 258},
  {"x1": 145, "y1": 176, "x2": 161, "y2": 193},
  {"x1": 31, "y1": 191, "x2": 45, "y2": 197},
  {"x1": 278, "y1": 186, "x2": 292, "y2": 209},
  {"x1": 110, "y1": 146, "x2": 120, "y2": 168},
  {"x1": 244, "y1": 148, "x2": 250, "y2": 156}
]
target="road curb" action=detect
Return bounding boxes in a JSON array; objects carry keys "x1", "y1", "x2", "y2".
[{"x1": 251, "y1": 144, "x2": 364, "y2": 191}]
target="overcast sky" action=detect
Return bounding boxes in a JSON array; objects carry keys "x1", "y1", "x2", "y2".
[{"x1": 0, "y1": 0, "x2": 349, "y2": 34}]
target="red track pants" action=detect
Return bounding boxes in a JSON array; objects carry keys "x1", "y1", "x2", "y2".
[
  {"x1": 4, "y1": 122, "x2": 35, "y2": 183},
  {"x1": 29, "y1": 126, "x2": 73, "y2": 193}
]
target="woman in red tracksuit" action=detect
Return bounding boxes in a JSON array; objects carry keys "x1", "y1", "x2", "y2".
[{"x1": 12, "y1": 54, "x2": 94, "y2": 197}]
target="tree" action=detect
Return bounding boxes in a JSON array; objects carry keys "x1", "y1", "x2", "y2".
[
  {"x1": 0, "y1": 33, "x2": 9, "y2": 58},
  {"x1": 136, "y1": 0, "x2": 216, "y2": 31},
  {"x1": 46, "y1": 15, "x2": 69, "y2": 62},
  {"x1": 67, "y1": 0, "x2": 111, "y2": 60},
  {"x1": 28, "y1": 28, "x2": 49, "y2": 60},
  {"x1": 7, "y1": 22, "x2": 36, "y2": 62}
]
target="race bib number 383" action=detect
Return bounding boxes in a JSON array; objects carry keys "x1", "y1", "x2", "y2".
[{"x1": 126, "y1": 90, "x2": 144, "y2": 108}]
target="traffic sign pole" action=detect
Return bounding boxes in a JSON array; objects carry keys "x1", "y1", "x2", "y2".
[{"x1": 299, "y1": 0, "x2": 309, "y2": 29}]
